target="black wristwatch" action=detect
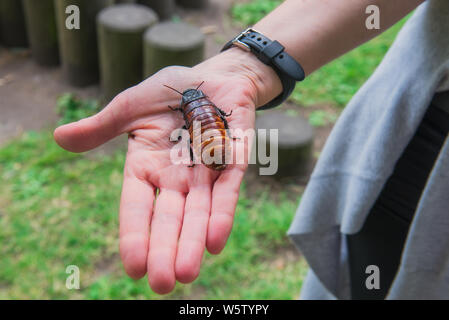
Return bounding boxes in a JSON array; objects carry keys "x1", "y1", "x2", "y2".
[{"x1": 221, "y1": 28, "x2": 305, "y2": 110}]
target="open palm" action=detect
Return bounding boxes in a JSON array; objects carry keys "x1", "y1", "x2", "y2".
[{"x1": 54, "y1": 64, "x2": 257, "y2": 294}]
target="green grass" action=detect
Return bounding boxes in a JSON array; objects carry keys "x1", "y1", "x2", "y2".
[
  {"x1": 56, "y1": 93, "x2": 100, "y2": 125},
  {"x1": 232, "y1": 0, "x2": 408, "y2": 107},
  {"x1": 0, "y1": 131, "x2": 306, "y2": 299},
  {"x1": 292, "y1": 19, "x2": 407, "y2": 107},
  {"x1": 308, "y1": 110, "x2": 338, "y2": 127},
  {"x1": 232, "y1": 0, "x2": 282, "y2": 25}
]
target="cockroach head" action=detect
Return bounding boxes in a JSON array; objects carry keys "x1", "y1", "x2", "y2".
[
  {"x1": 181, "y1": 88, "x2": 206, "y2": 105},
  {"x1": 164, "y1": 82, "x2": 207, "y2": 106}
]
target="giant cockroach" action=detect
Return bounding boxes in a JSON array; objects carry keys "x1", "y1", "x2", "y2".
[{"x1": 164, "y1": 82, "x2": 234, "y2": 171}]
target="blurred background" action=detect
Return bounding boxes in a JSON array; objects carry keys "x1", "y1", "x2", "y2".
[{"x1": 0, "y1": 0, "x2": 408, "y2": 299}]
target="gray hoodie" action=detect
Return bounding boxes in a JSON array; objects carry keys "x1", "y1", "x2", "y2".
[{"x1": 288, "y1": 0, "x2": 449, "y2": 299}]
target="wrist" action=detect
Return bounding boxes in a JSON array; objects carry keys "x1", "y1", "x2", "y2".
[{"x1": 196, "y1": 47, "x2": 282, "y2": 109}]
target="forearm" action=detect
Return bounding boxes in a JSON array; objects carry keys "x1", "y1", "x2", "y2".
[
  {"x1": 254, "y1": 0, "x2": 425, "y2": 75},
  {"x1": 199, "y1": 0, "x2": 425, "y2": 109}
]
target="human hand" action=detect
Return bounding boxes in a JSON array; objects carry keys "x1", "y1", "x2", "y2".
[{"x1": 54, "y1": 47, "x2": 281, "y2": 294}]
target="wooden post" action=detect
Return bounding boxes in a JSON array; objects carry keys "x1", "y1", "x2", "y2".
[
  {"x1": 254, "y1": 111, "x2": 314, "y2": 179},
  {"x1": 54, "y1": 0, "x2": 114, "y2": 87},
  {"x1": 0, "y1": 0, "x2": 28, "y2": 47},
  {"x1": 143, "y1": 21, "x2": 204, "y2": 77},
  {"x1": 22, "y1": 0, "x2": 59, "y2": 66},
  {"x1": 176, "y1": 0, "x2": 208, "y2": 9},
  {"x1": 98, "y1": 4, "x2": 158, "y2": 103},
  {"x1": 137, "y1": 0, "x2": 175, "y2": 20}
]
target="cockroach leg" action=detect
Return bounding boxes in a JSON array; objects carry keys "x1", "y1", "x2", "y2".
[
  {"x1": 188, "y1": 145, "x2": 195, "y2": 168},
  {"x1": 228, "y1": 130, "x2": 240, "y2": 140},
  {"x1": 168, "y1": 105, "x2": 182, "y2": 112},
  {"x1": 217, "y1": 107, "x2": 233, "y2": 117},
  {"x1": 223, "y1": 110, "x2": 233, "y2": 117}
]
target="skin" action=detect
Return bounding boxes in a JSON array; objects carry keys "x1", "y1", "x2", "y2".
[{"x1": 54, "y1": 0, "x2": 424, "y2": 294}]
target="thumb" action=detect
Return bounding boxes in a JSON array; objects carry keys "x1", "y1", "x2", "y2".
[{"x1": 54, "y1": 89, "x2": 135, "y2": 153}]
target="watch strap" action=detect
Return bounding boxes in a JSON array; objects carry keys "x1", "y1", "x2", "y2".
[{"x1": 221, "y1": 28, "x2": 305, "y2": 110}]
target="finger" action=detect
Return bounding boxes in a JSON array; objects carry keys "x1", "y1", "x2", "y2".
[
  {"x1": 175, "y1": 185, "x2": 211, "y2": 284},
  {"x1": 119, "y1": 167, "x2": 155, "y2": 280},
  {"x1": 147, "y1": 189, "x2": 186, "y2": 294},
  {"x1": 206, "y1": 167, "x2": 244, "y2": 254},
  {"x1": 54, "y1": 88, "x2": 137, "y2": 153}
]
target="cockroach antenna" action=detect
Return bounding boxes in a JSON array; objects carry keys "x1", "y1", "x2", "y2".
[
  {"x1": 163, "y1": 84, "x2": 183, "y2": 96},
  {"x1": 195, "y1": 81, "x2": 205, "y2": 90}
]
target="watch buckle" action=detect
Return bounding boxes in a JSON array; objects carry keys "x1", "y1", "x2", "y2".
[{"x1": 231, "y1": 28, "x2": 253, "y2": 52}]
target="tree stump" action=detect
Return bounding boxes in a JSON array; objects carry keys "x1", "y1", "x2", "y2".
[
  {"x1": 176, "y1": 0, "x2": 208, "y2": 9},
  {"x1": 0, "y1": 0, "x2": 28, "y2": 47},
  {"x1": 254, "y1": 111, "x2": 314, "y2": 179},
  {"x1": 54, "y1": 0, "x2": 114, "y2": 87},
  {"x1": 143, "y1": 21, "x2": 204, "y2": 77},
  {"x1": 22, "y1": 0, "x2": 59, "y2": 66},
  {"x1": 98, "y1": 4, "x2": 158, "y2": 103},
  {"x1": 137, "y1": 0, "x2": 174, "y2": 20}
]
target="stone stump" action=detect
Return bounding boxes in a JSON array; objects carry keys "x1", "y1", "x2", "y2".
[
  {"x1": 54, "y1": 0, "x2": 114, "y2": 87},
  {"x1": 23, "y1": 0, "x2": 59, "y2": 66},
  {"x1": 176, "y1": 0, "x2": 208, "y2": 9},
  {"x1": 254, "y1": 111, "x2": 314, "y2": 179},
  {"x1": 97, "y1": 4, "x2": 157, "y2": 103},
  {"x1": 143, "y1": 21, "x2": 204, "y2": 77},
  {"x1": 0, "y1": 0, "x2": 28, "y2": 47},
  {"x1": 137, "y1": 0, "x2": 174, "y2": 20}
]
